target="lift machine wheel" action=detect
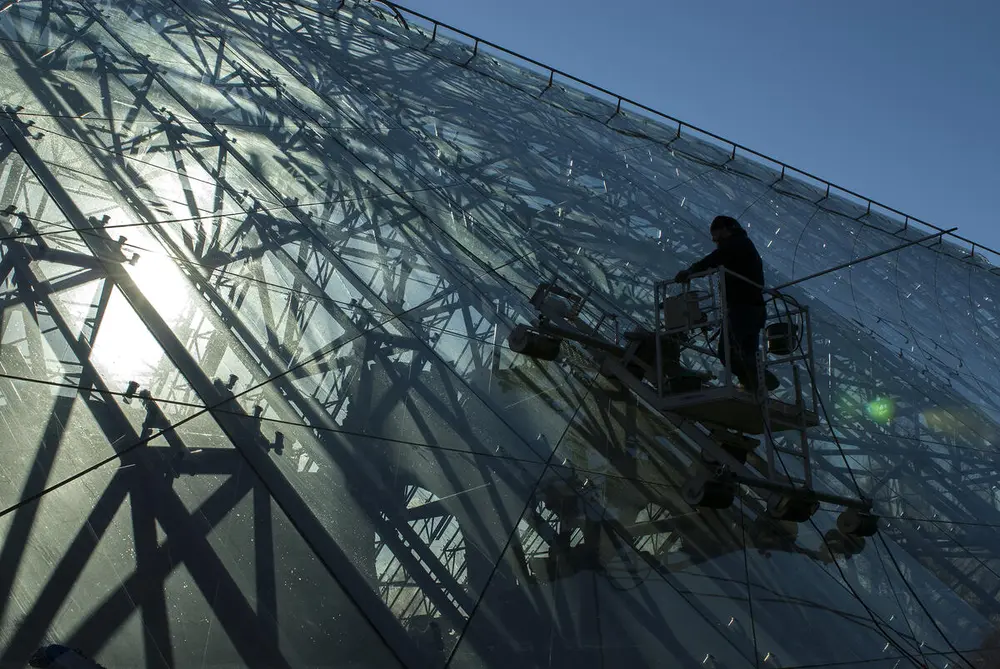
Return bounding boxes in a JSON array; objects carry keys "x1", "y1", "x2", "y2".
[
  {"x1": 836, "y1": 508, "x2": 879, "y2": 537},
  {"x1": 766, "y1": 492, "x2": 820, "y2": 523},
  {"x1": 823, "y1": 529, "x2": 866, "y2": 557},
  {"x1": 508, "y1": 324, "x2": 561, "y2": 361},
  {"x1": 683, "y1": 477, "x2": 736, "y2": 510}
]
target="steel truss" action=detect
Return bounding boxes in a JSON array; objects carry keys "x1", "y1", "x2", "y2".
[{"x1": 1, "y1": 0, "x2": 1000, "y2": 667}]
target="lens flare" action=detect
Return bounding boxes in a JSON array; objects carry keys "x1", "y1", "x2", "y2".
[{"x1": 865, "y1": 397, "x2": 895, "y2": 424}]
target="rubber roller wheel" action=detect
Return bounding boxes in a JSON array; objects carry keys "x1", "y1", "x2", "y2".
[
  {"x1": 837, "y1": 509, "x2": 879, "y2": 537},
  {"x1": 683, "y1": 478, "x2": 735, "y2": 510},
  {"x1": 767, "y1": 492, "x2": 819, "y2": 523},
  {"x1": 507, "y1": 325, "x2": 561, "y2": 361},
  {"x1": 823, "y1": 529, "x2": 866, "y2": 557}
]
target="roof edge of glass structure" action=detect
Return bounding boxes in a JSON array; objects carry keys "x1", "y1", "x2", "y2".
[{"x1": 335, "y1": 0, "x2": 998, "y2": 270}]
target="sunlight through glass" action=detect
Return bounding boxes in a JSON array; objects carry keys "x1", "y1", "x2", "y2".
[
  {"x1": 89, "y1": 253, "x2": 192, "y2": 387},
  {"x1": 128, "y1": 251, "x2": 193, "y2": 324}
]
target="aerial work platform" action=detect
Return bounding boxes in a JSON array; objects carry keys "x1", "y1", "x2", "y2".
[
  {"x1": 507, "y1": 267, "x2": 878, "y2": 546},
  {"x1": 599, "y1": 355, "x2": 820, "y2": 435}
]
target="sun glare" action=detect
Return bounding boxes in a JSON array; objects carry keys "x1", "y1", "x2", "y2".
[
  {"x1": 128, "y1": 252, "x2": 193, "y2": 323},
  {"x1": 864, "y1": 396, "x2": 895, "y2": 425},
  {"x1": 89, "y1": 253, "x2": 193, "y2": 387}
]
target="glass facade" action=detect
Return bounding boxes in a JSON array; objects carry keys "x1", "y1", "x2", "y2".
[{"x1": 1, "y1": 0, "x2": 999, "y2": 667}]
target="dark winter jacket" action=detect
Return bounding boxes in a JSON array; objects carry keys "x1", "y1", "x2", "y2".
[{"x1": 686, "y1": 229, "x2": 765, "y2": 307}]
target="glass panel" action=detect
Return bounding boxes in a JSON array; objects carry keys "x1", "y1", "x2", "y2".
[
  {"x1": 4, "y1": 0, "x2": 1000, "y2": 666},
  {"x1": 450, "y1": 471, "x2": 758, "y2": 669},
  {"x1": 222, "y1": 409, "x2": 545, "y2": 665},
  {"x1": 0, "y1": 436, "x2": 404, "y2": 668}
]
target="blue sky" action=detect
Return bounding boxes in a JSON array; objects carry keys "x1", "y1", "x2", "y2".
[{"x1": 400, "y1": 0, "x2": 1000, "y2": 256}]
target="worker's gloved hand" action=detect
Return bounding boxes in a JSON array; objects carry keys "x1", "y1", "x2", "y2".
[{"x1": 673, "y1": 269, "x2": 691, "y2": 284}]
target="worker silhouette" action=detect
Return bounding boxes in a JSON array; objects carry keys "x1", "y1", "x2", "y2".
[{"x1": 674, "y1": 215, "x2": 777, "y2": 393}]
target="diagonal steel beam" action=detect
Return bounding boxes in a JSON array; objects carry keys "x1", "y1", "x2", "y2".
[
  {"x1": 0, "y1": 216, "x2": 290, "y2": 668},
  {"x1": 0, "y1": 110, "x2": 432, "y2": 668}
]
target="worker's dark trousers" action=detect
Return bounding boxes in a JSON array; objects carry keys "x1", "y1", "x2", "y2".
[{"x1": 718, "y1": 304, "x2": 766, "y2": 389}]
